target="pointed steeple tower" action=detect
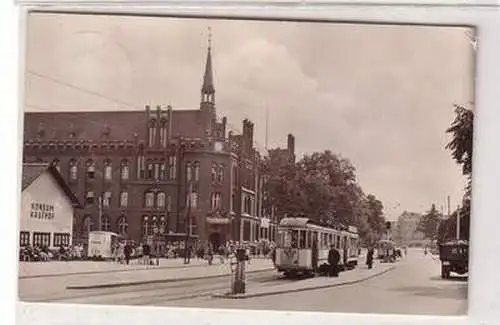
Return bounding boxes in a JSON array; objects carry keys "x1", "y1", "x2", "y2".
[{"x1": 201, "y1": 27, "x2": 215, "y2": 107}]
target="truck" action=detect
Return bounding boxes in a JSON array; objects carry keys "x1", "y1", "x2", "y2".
[
  {"x1": 438, "y1": 239, "x2": 469, "y2": 279},
  {"x1": 87, "y1": 231, "x2": 120, "y2": 260}
]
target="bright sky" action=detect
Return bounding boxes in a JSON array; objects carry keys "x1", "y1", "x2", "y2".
[{"x1": 24, "y1": 13, "x2": 475, "y2": 221}]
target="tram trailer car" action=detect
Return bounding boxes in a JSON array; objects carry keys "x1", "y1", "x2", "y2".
[{"x1": 275, "y1": 218, "x2": 360, "y2": 277}]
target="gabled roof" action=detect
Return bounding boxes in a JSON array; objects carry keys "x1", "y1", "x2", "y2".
[
  {"x1": 22, "y1": 163, "x2": 49, "y2": 191},
  {"x1": 22, "y1": 163, "x2": 82, "y2": 208}
]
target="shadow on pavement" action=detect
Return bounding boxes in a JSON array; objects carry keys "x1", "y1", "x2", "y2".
[
  {"x1": 429, "y1": 275, "x2": 468, "y2": 282},
  {"x1": 390, "y1": 283, "x2": 468, "y2": 301}
]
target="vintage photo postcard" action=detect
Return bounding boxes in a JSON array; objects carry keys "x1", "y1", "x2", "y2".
[{"x1": 18, "y1": 12, "x2": 475, "y2": 316}]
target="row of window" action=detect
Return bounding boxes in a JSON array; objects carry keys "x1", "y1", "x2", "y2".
[
  {"x1": 141, "y1": 157, "x2": 176, "y2": 181},
  {"x1": 142, "y1": 215, "x2": 167, "y2": 236},
  {"x1": 84, "y1": 191, "x2": 172, "y2": 210},
  {"x1": 148, "y1": 120, "x2": 169, "y2": 148},
  {"x1": 280, "y1": 229, "x2": 358, "y2": 251},
  {"x1": 82, "y1": 216, "x2": 128, "y2": 234},
  {"x1": 52, "y1": 159, "x2": 130, "y2": 182},
  {"x1": 52, "y1": 158, "x2": 230, "y2": 185},
  {"x1": 19, "y1": 231, "x2": 70, "y2": 247}
]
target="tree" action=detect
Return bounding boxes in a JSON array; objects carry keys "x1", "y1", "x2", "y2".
[
  {"x1": 261, "y1": 149, "x2": 386, "y2": 244},
  {"x1": 417, "y1": 204, "x2": 441, "y2": 239},
  {"x1": 445, "y1": 104, "x2": 473, "y2": 240}
]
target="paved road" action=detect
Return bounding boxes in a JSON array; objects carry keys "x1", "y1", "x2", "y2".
[
  {"x1": 19, "y1": 269, "x2": 286, "y2": 305},
  {"x1": 19, "y1": 248, "x2": 467, "y2": 315},
  {"x1": 162, "y1": 248, "x2": 467, "y2": 315}
]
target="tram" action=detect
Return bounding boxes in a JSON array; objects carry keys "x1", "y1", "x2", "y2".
[{"x1": 275, "y1": 217, "x2": 360, "y2": 277}]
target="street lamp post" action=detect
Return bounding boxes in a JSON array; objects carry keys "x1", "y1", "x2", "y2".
[
  {"x1": 184, "y1": 181, "x2": 193, "y2": 265},
  {"x1": 153, "y1": 224, "x2": 159, "y2": 265}
]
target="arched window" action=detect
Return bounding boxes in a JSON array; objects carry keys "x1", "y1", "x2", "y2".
[
  {"x1": 120, "y1": 160, "x2": 129, "y2": 180},
  {"x1": 148, "y1": 119, "x2": 157, "y2": 147},
  {"x1": 69, "y1": 159, "x2": 78, "y2": 181},
  {"x1": 147, "y1": 163, "x2": 154, "y2": 179},
  {"x1": 118, "y1": 216, "x2": 128, "y2": 235},
  {"x1": 120, "y1": 192, "x2": 128, "y2": 208},
  {"x1": 142, "y1": 216, "x2": 150, "y2": 238},
  {"x1": 217, "y1": 164, "x2": 224, "y2": 183},
  {"x1": 160, "y1": 120, "x2": 168, "y2": 147},
  {"x1": 210, "y1": 192, "x2": 221, "y2": 210},
  {"x1": 86, "y1": 159, "x2": 95, "y2": 179},
  {"x1": 160, "y1": 163, "x2": 166, "y2": 180},
  {"x1": 103, "y1": 192, "x2": 112, "y2": 208},
  {"x1": 186, "y1": 162, "x2": 192, "y2": 182},
  {"x1": 157, "y1": 192, "x2": 166, "y2": 209},
  {"x1": 159, "y1": 216, "x2": 166, "y2": 233},
  {"x1": 151, "y1": 216, "x2": 158, "y2": 234},
  {"x1": 145, "y1": 191, "x2": 154, "y2": 208},
  {"x1": 104, "y1": 160, "x2": 112, "y2": 180},
  {"x1": 83, "y1": 215, "x2": 93, "y2": 236},
  {"x1": 101, "y1": 216, "x2": 111, "y2": 231},
  {"x1": 194, "y1": 162, "x2": 200, "y2": 182},
  {"x1": 211, "y1": 164, "x2": 217, "y2": 183},
  {"x1": 166, "y1": 195, "x2": 172, "y2": 212},
  {"x1": 52, "y1": 159, "x2": 60, "y2": 172}
]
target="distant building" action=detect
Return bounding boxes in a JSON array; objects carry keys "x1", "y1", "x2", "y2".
[
  {"x1": 396, "y1": 211, "x2": 424, "y2": 246},
  {"x1": 20, "y1": 163, "x2": 81, "y2": 249}
]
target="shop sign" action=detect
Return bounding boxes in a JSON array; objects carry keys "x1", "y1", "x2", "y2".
[{"x1": 30, "y1": 202, "x2": 55, "y2": 220}]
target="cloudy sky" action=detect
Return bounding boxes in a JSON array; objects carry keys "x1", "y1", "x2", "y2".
[{"x1": 24, "y1": 13, "x2": 475, "y2": 220}]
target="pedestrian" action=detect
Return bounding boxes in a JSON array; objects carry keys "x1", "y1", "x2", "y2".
[
  {"x1": 327, "y1": 244, "x2": 340, "y2": 277},
  {"x1": 124, "y1": 242, "x2": 132, "y2": 265},
  {"x1": 366, "y1": 246, "x2": 374, "y2": 269},
  {"x1": 142, "y1": 242, "x2": 151, "y2": 266}
]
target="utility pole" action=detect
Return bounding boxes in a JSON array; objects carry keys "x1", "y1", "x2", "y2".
[
  {"x1": 456, "y1": 204, "x2": 461, "y2": 240},
  {"x1": 447, "y1": 196, "x2": 451, "y2": 218},
  {"x1": 184, "y1": 180, "x2": 193, "y2": 264},
  {"x1": 98, "y1": 195, "x2": 103, "y2": 231}
]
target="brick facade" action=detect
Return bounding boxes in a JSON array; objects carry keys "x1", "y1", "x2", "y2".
[{"x1": 22, "y1": 42, "x2": 292, "y2": 248}]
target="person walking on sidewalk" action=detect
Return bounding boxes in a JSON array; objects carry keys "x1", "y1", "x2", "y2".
[
  {"x1": 366, "y1": 246, "x2": 374, "y2": 269},
  {"x1": 328, "y1": 244, "x2": 340, "y2": 277},
  {"x1": 124, "y1": 243, "x2": 132, "y2": 265},
  {"x1": 142, "y1": 242, "x2": 151, "y2": 266}
]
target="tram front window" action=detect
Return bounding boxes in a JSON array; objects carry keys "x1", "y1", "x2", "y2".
[{"x1": 279, "y1": 230, "x2": 299, "y2": 248}]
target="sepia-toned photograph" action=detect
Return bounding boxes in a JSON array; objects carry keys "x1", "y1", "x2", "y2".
[{"x1": 18, "y1": 12, "x2": 475, "y2": 316}]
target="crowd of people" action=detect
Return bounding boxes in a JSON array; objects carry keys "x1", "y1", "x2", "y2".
[{"x1": 19, "y1": 244, "x2": 86, "y2": 262}]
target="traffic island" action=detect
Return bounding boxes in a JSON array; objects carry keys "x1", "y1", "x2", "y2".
[
  {"x1": 213, "y1": 263, "x2": 396, "y2": 299},
  {"x1": 65, "y1": 259, "x2": 275, "y2": 290}
]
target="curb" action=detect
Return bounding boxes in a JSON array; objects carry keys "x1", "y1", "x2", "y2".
[
  {"x1": 20, "y1": 257, "x2": 272, "y2": 279},
  {"x1": 66, "y1": 268, "x2": 275, "y2": 290},
  {"x1": 212, "y1": 266, "x2": 396, "y2": 299},
  {"x1": 20, "y1": 262, "x2": 211, "y2": 280}
]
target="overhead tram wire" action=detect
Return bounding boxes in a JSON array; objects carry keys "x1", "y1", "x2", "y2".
[{"x1": 26, "y1": 70, "x2": 142, "y2": 110}]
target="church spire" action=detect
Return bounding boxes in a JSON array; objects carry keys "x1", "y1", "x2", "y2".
[{"x1": 201, "y1": 27, "x2": 215, "y2": 104}]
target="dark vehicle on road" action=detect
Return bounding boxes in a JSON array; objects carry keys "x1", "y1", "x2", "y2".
[{"x1": 438, "y1": 239, "x2": 469, "y2": 279}]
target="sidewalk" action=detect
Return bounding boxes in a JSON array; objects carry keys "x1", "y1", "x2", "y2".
[
  {"x1": 19, "y1": 256, "x2": 269, "y2": 279},
  {"x1": 19, "y1": 258, "x2": 209, "y2": 279},
  {"x1": 64, "y1": 258, "x2": 275, "y2": 289},
  {"x1": 213, "y1": 261, "x2": 396, "y2": 299}
]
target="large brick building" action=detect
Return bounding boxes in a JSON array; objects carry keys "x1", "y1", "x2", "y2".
[{"x1": 22, "y1": 39, "x2": 292, "y2": 249}]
